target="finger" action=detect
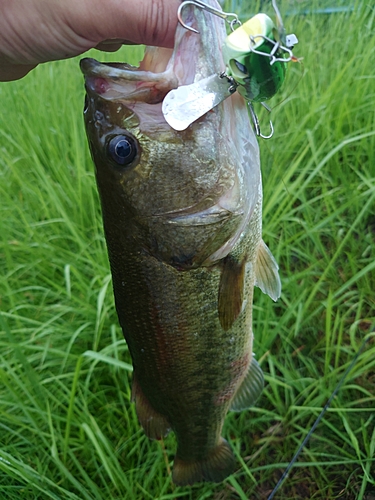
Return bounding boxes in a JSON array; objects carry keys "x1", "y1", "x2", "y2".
[
  {"x1": 95, "y1": 42, "x2": 123, "y2": 52},
  {"x1": 95, "y1": 38, "x2": 138, "y2": 52},
  {"x1": 64, "y1": 0, "x2": 180, "y2": 49},
  {"x1": 97, "y1": 38, "x2": 138, "y2": 47},
  {"x1": 0, "y1": 62, "x2": 37, "y2": 82}
]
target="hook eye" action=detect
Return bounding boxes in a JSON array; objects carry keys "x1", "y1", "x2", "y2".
[{"x1": 177, "y1": 0, "x2": 241, "y2": 34}]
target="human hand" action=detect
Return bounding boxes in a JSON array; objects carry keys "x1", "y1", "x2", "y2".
[{"x1": 0, "y1": 0, "x2": 179, "y2": 81}]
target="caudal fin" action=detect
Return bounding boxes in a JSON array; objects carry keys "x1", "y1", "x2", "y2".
[{"x1": 172, "y1": 438, "x2": 235, "y2": 486}]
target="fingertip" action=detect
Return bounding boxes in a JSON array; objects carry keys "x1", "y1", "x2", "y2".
[
  {"x1": 95, "y1": 42, "x2": 123, "y2": 53},
  {"x1": 0, "y1": 63, "x2": 37, "y2": 82}
]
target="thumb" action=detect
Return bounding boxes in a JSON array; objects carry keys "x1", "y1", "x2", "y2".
[
  {"x1": 0, "y1": 0, "x2": 180, "y2": 81},
  {"x1": 68, "y1": 0, "x2": 180, "y2": 49}
]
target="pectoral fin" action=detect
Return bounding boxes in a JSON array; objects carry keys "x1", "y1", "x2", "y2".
[
  {"x1": 218, "y1": 255, "x2": 246, "y2": 331},
  {"x1": 132, "y1": 374, "x2": 171, "y2": 440},
  {"x1": 230, "y1": 356, "x2": 264, "y2": 411},
  {"x1": 255, "y1": 240, "x2": 281, "y2": 301}
]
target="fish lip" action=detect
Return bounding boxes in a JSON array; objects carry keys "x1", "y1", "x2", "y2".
[
  {"x1": 80, "y1": 57, "x2": 149, "y2": 79},
  {"x1": 80, "y1": 57, "x2": 100, "y2": 76}
]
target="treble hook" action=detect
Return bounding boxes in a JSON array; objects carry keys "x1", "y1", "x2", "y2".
[
  {"x1": 177, "y1": 0, "x2": 241, "y2": 34},
  {"x1": 248, "y1": 103, "x2": 274, "y2": 140}
]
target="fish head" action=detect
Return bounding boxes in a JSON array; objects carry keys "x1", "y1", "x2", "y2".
[{"x1": 80, "y1": 0, "x2": 261, "y2": 269}]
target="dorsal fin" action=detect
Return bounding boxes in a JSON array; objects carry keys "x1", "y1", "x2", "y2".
[{"x1": 255, "y1": 239, "x2": 281, "y2": 301}]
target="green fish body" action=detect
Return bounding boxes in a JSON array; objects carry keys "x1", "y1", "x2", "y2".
[{"x1": 80, "y1": 0, "x2": 280, "y2": 486}]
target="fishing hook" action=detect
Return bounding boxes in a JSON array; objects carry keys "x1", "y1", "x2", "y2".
[
  {"x1": 177, "y1": 0, "x2": 241, "y2": 34},
  {"x1": 248, "y1": 102, "x2": 274, "y2": 140}
]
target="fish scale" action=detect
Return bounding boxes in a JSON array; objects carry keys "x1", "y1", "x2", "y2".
[{"x1": 80, "y1": 0, "x2": 281, "y2": 485}]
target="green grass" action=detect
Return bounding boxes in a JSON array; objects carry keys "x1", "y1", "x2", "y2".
[{"x1": 1, "y1": 2, "x2": 374, "y2": 498}]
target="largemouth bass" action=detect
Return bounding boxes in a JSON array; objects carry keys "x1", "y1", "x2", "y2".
[{"x1": 80, "y1": 0, "x2": 281, "y2": 486}]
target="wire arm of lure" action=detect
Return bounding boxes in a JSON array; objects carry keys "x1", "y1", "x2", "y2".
[
  {"x1": 177, "y1": 0, "x2": 241, "y2": 34},
  {"x1": 271, "y1": 0, "x2": 286, "y2": 43},
  {"x1": 248, "y1": 102, "x2": 274, "y2": 140},
  {"x1": 249, "y1": 34, "x2": 295, "y2": 65},
  {"x1": 271, "y1": 0, "x2": 283, "y2": 27}
]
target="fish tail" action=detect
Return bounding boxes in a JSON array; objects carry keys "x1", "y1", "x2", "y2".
[{"x1": 172, "y1": 438, "x2": 235, "y2": 486}]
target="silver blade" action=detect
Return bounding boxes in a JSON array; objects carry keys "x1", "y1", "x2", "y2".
[{"x1": 162, "y1": 74, "x2": 233, "y2": 131}]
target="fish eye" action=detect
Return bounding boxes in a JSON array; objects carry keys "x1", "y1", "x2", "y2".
[{"x1": 107, "y1": 134, "x2": 138, "y2": 166}]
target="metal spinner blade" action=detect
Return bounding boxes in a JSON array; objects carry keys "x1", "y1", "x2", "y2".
[{"x1": 162, "y1": 73, "x2": 236, "y2": 131}]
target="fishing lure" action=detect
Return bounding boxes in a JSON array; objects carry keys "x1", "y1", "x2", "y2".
[{"x1": 162, "y1": 0, "x2": 298, "y2": 137}]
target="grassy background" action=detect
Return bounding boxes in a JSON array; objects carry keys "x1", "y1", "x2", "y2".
[{"x1": 0, "y1": 1, "x2": 374, "y2": 498}]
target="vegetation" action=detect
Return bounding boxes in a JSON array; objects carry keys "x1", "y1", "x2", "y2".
[{"x1": 0, "y1": 1, "x2": 374, "y2": 498}]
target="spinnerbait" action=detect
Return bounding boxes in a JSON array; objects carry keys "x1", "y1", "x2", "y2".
[{"x1": 163, "y1": 0, "x2": 298, "y2": 137}]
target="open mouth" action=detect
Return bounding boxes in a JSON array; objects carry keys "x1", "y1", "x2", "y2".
[
  {"x1": 80, "y1": 3, "x2": 228, "y2": 131},
  {"x1": 79, "y1": 54, "x2": 178, "y2": 105}
]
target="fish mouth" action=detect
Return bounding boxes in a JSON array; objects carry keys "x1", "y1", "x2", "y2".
[
  {"x1": 79, "y1": 55, "x2": 179, "y2": 106},
  {"x1": 80, "y1": 1, "x2": 228, "y2": 131}
]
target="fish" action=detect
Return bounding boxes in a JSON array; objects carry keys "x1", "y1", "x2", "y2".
[{"x1": 80, "y1": 0, "x2": 281, "y2": 486}]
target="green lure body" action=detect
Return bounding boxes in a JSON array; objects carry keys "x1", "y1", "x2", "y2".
[{"x1": 222, "y1": 14, "x2": 287, "y2": 102}]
